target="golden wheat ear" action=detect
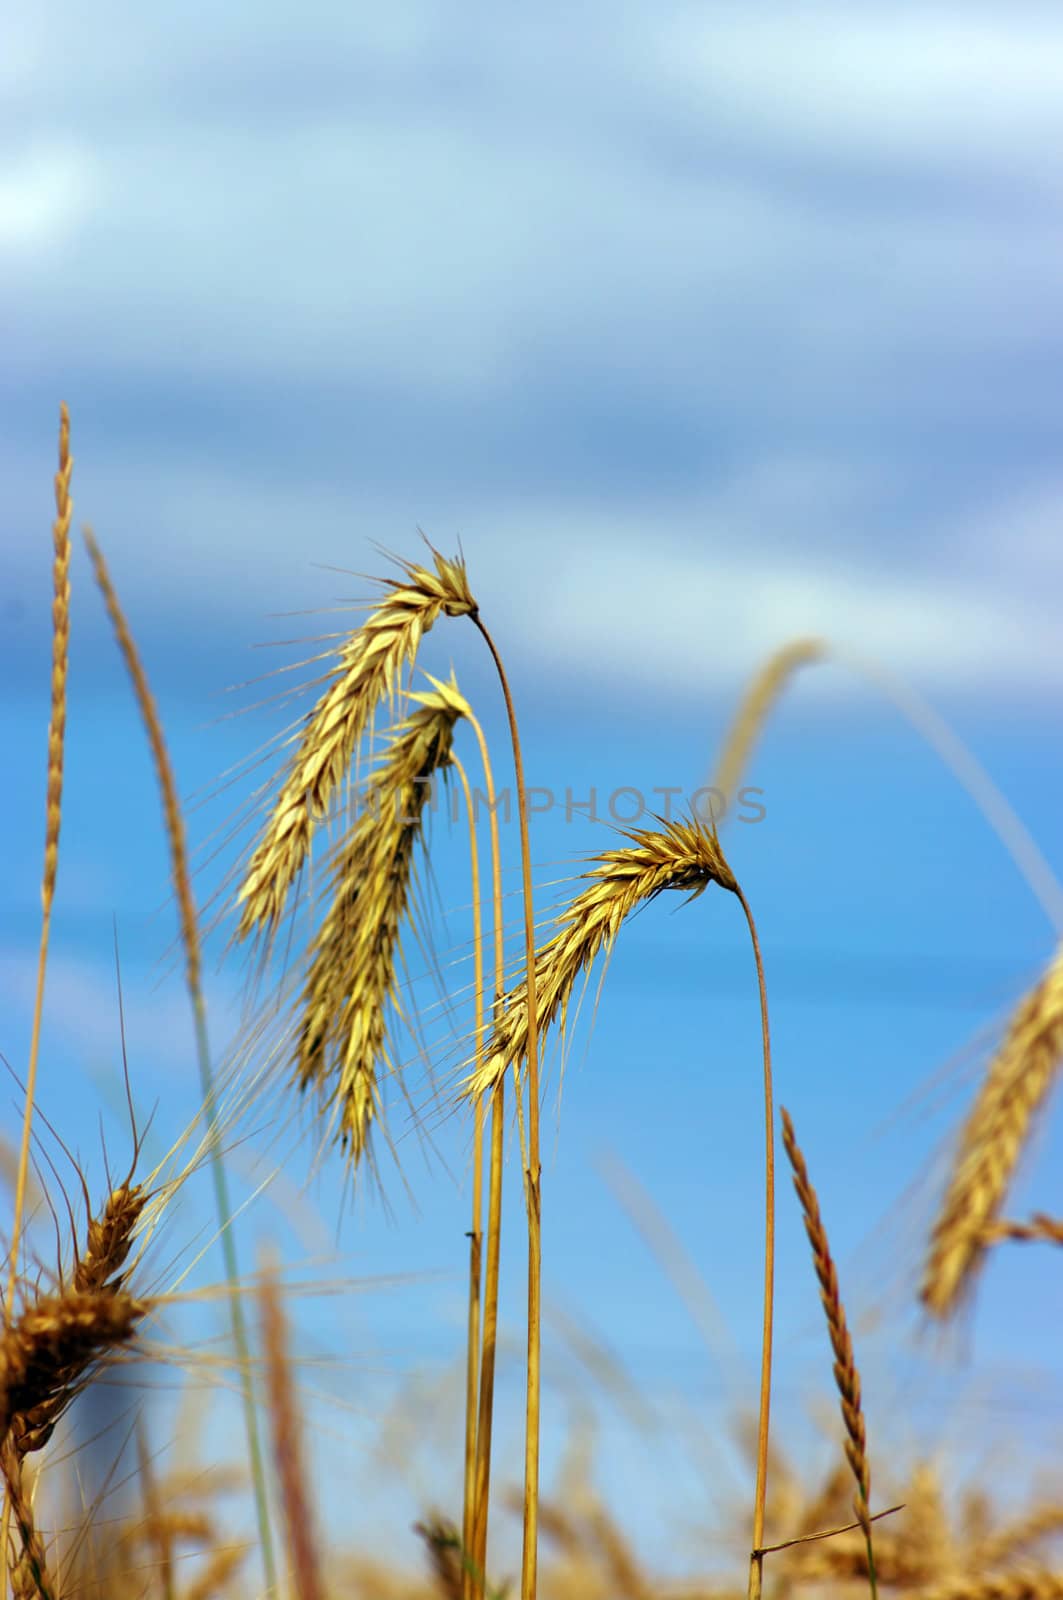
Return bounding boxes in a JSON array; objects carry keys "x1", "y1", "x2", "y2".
[
  {"x1": 780, "y1": 1107, "x2": 877, "y2": 1597},
  {"x1": 236, "y1": 547, "x2": 476, "y2": 941},
  {"x1": 921, "y1": 941, "x2": 1063, "y2": 1318},
  {"x1": 293, "y1": 673, "x2": 473, "y2": 1165},
  {"x1": 464, "y1": 812, "x2": 738, "y2": 1100}
]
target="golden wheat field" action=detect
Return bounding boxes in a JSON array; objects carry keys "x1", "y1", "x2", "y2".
[{"x1": 4, "y1": 405, "x2": 1063, "y2": 1600}]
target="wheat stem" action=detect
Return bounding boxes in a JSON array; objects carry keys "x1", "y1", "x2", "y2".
[
  {"x1": 467, "y1": 711, "x2": 506, "y2": 1598},
  {"x1": 456, "y1": 755, "x2": 485, "y2": 1600},
  {"x1": 470, "y1": 617, "x2": 541, "y2": 1600},
  {"x1": 739, "y1": 888, "x2": 774, "y2": 1600}
]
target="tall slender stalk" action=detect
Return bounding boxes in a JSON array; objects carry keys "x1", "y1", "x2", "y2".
[
  {"x1": 470, "y1": 617, "x2": 541, "y2": 1600},
  {"x1": 83, "y1": 529, "x2": 277, "y2": 1594},
  {"x1": 737, "y1": 888, "x2": 774, "y2": 1600},
  {"x1": 456, "y1": 756, "x2": 485, "y2": 1600},
  {"x1": 467, "y1": 711, "x2": 507, "y2": 1598}
]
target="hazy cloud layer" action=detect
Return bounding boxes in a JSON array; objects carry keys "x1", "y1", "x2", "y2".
[{"x1": 5, "y1": 2, "x2": 1061, "y2": 706}]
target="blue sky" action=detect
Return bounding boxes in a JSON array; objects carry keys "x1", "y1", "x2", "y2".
[{"x1": 4, "y1": 1, "x2": 1063, "y2": 1583}]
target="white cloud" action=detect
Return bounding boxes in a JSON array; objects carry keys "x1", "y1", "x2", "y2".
[
  {"x1": 11, "y1": 448, "x2": 1058, "y2": 704},
  {"x1": 652, "y1": 8, "x2": 1063, "y2": 176},
  {"x1": 0, "y1": 143, "x2": 98, "y2": 250}
]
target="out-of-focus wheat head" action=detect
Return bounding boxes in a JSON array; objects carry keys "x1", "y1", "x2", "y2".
[
  {"x1": 237, "y1": 548, "x2": 476, "y2": 941},
  {"x1": 296, "y1": 673, "x2": 471, "y2": 1162},
  {"x1": 922, "y1": 942, "x2": 1063, "y2": 1317},
  {"x1": 465, "y1": 814, "x2": 738, "y2": 1099}
]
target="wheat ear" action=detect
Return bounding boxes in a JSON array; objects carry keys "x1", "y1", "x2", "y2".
[
  {"x1": 259, "y1": 1263, "x2": 324, "y2": 1600},
  {"x1": 780, "y1": 1107, "x2": 876, "y2": 1597},
  {"x1": 712, "y1": 637, "x2": 1063, "y2": 926},
  {"x1": 0, "y1": 1286, "x2": 146, "y2": 1455},
  {"x1": 83, "y1": 528, "x2": 276, "y2": 1589},
  {"x1": 237, "y1": 548, "x2": 475, "y2": 939},
  {"x1": 7, "y1": 405, "x2": 72, "y2": 1320},
  {"x1": 465, "y1": 815, "x2": 738, "y2": 1099},
  {"x1": 294, "y1": 673, "x2": 470, "y2": 1161},
  {"x1": 921, "y1": 943, "x2": 1063, "y2": 1317}
]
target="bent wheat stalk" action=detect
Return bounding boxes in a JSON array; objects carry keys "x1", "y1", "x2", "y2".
[
  {"x1": 921, "y1": 942, "x2": 1063, "y2": 1316},
  {"x1": 781, "y1": 1106, "x2": 877, "y2": 1600}
]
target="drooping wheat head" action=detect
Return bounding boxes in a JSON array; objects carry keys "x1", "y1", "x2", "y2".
[
  {"x1": 465, "y1": 814, "x2": 738, "y2": 1099},
  {"x1": 295, "y1": 673, "x2": 472, "y2": 1162},
  {"x1": 713, "y1": 638, "x2": 827, "y2": 803},
  {"x1": 237, "y1": 548, "x2": 476, "y2": 941},
  {"x1": 921, "y1": 942, "x2": 1063, "y2": 1318},
  {"x1": 780, "y1": 1108, "x2": 873, "y2": 1553}
]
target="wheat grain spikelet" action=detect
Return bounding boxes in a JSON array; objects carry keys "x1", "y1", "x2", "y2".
[
  {"x1": 0, "y1": 1287, "x2": 146, "y2": 1455},
  {"x1": 75, "y1": 1182, "x2": 147, "y2": 1296},
  {"x1": 465, "y1": 815, "x2": 738, "y2": 1099},
  {"x1": 921, "y1": 942, "x2": 1063, "y2": 1317},
  {"x1": 296, "y1": 673, "x2": 471, "y2": 1160},
  {"x1": 237, "y1": 548, "x2": 476, "y2": 940},
  {"x1": 780, "y1": 1108, "x2": 872, "y2": 1543}
]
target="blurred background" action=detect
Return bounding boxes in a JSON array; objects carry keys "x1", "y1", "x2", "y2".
[{"x1": 3, "y1": 2, "x2": 1063, "y2": 1584}]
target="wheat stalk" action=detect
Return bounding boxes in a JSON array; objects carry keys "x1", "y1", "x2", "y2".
[
  {"x1": 983, "y1": 1214, "x2": 1063, "y2": 1246},
  {"x1": 236, "y1": 548, "x2": 475, "y2": 940},
  {"x1": 464, "y1": 814, "x2": 738, "y2": 1099},
  {"x1": 921, "y1": 943, "x2": 1063, "y2": 1317},
  {"x1": 780, "y1": 1108, "x2": 875, "y2": 1596},
  {"x1": 294, "y1": 673, "x2": 471, "y2": 1161}
]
